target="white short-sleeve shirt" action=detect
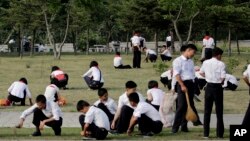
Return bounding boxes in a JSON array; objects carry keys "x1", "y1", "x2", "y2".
[
  {"x1": 84, "y1": 106, "x2": 110, "y2": 130},
  {"x1": 146, "y1": 49, "x2": 157, "y2": 56},
  {"x1": 223, "y1": 74, "x2": 238, "y2": 87},
  {"x1": 147, "y1": 88, "x2": 165, "y2": 106},
  {"x1": 118, "y1": 92, "x2": 145, "y2": 109},
  {"x1": 161, "y1": 49, "x2": 171, "y2": 57},
  {"x1": 133, "y1": 102, "x2": 161, "y2": 121},
  {"x1": 113, "y1": 56, "x2": 122, "y2": 67},
  {"x1": 131, "y1": 36, "x2": 141, "y2": 47},
  {"x1": 83, "y1": 67, "x2": 104, "y2": 82},
  {"x1": 161, "y1": 70, "x2": 172, "y2": 79},
  {"x1": 243, "y1": 64, "x2": 250, "y2": 80},
  {"x1": 44, "y1": 84, "x2": 59, "y2": 102},
  {"x1": 94, "y1": 98, "x2": 117, "y2": 115},
  {"x1": 8, "y1": 81, "x2": 32, "y2": 99},
  {"x1": 203, "y1": 37, "x2": 214, "y2": 49}
]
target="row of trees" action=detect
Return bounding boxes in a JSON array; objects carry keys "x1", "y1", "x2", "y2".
[{"x1": 0, "y1": 0, "x2": 249, "y2": 59}]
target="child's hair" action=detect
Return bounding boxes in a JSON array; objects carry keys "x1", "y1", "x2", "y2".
[
  {"x1": 180, "y1": 44, "x2": 197, "y2": 52},
  {"x1": 98, "y1": 88, "x2": 108, "y2": 97},
  {"x1": 116, "y1": 52, "x2": 121, "y2": 56},
  {"x1": 36, "y1": 95, "x2": 46, "y2": 104},
  {"x1": 51, "y1": 78, "x2": 60, "y2": 87},
  {"x1": 128, "y1": 92, "x2": 139, "y2": 104},
  {"x1": 162, "y1": 45, "x2": 167, "y2": 48},
  {"x1": 142, "y1": 47, "x2": 147, "y2": 50},
  {"x1": 19, "y1": 77, "x2": 28, "y2": 85},
  {"x1": 213, "y1": 47, "x2": 223, "y2": 56},
  {"x1": 89, "y1": 61, "x2": 98, "y2": 68},
  {"x1": 205, "y1": 31, "x2": 210, "y2": 36},
  {"x1": 76, "y1": 100, "x2": 90, "y2": 111},
  {"x1": 148, "y1": 80, "x2": 158, "y2": 89},
  {"x1": 51, "y1": 66, "x2": 60, "y2": 72},
  {"x1": 125, "y1": 81, "x2": 137, "y2": 88}
]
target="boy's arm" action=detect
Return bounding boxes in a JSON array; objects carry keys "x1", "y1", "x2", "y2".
[{"x1": 127, "y1": 116, "x2": 137, "y2": 136}]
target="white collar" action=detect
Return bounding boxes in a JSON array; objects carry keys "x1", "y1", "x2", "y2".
[{"x1": 181, "y1": 55, "x2": 188, "y2": 60}]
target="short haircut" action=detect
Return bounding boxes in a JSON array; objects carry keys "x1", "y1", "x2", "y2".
[
  {"x1": 143, "y1": 47, "x2": 147, "y2": 50},
  {"x1": 51, "y1": 78, "x2": 60, "y2": 87},
  {"x1": 36, "y1": 95, "x2": 46, "y2": 104},
  {"x1": 162, "y1": 45, "x2": 167, "y2": 48},
  {"x1": 98, "y1": 88, "x2": 108, "y2": 97},
  {"x1": 128, "y1": 92, "x2": 140, "y2": 104},
  {"x1": 148, "y1": 80, "x2": 158, "y2": 89},
  {"x1": 213, "y1": 47, "x2": 223, "y2": 56},
  {"x1": 76, "y1": 100, "x2": 90, "y2": 111},
  {"x1": 206, "y1": 31, "x2": 210, "y2": 36},
  {"x1": 125, "y1": 81, "x2": 137, "y2": 88},
  {"x1": 180, "y1": 44, "x2": 197, "y2": 52},
  {"x1": 116, "y1": 52, "x2": 120, "y2": 56},
  {"x1": 89, "y1": 61, "x2": 98, "y2": 68},
  {"x1": 51, "y1": 66, "x2": 60, "y2": 72},
  {"x1": 19, "y1": 77, "x2": 28, "y2": 85}
]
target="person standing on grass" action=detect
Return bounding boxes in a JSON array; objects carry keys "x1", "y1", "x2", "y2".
[
  {"x1": 171, "y1": 44, "x2": 200, "y2": 133},
  {"x1": 160, "y1": 45, "x2": 172, "y2": 62},
  {"x1": 16, "y1": 95, "x2": 63, "y2": 136},
  {"x1": 146, "y1": 80, "x2": 165, "y2": 111},
  {"x1": 7, "y1": 77, "x2": 33, "y2": 106},
  {"x1": 50, "y1": 66, "x2": 69, "y2": 90},
  {"x1": 77, "y1": 100, "x2": 110, "y2": 140},
  {"x1": 113, "y1": 52, "x2": 132, "y2": 69},
  {"x1": 242, "y1": 64, "x2": 250, "y2": 127},
  {"x1": 127, "y1": 92, "x2": 163, "y2": 136},
  {"x1": 143, "y1": 47, "x2": 157, "y2": 63},
  {"x1": 131, "y1": 31, "x2": 141, "y2": 68},
  {"x1": 200, "y1": 47, "x2": 226, "y2": 139},
  {"x1": 94, "y1": 88, "x2": 117, "y2": 123},
  {"x1": 111, "y1": 81, "x2": 145, "y2": 133},
  {"x1": 202, "y1": 31, "x2": 214, "y2": 61},
  {"x1": 82, "y1": 61, "x2": 104, "y2": 90}
]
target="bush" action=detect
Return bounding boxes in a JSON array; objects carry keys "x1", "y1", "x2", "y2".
[
  {"x1": 153, "y1": 62, "x2": 169, "y2": 73},
  {"x1": 226, "y1": 57, "x2": 240, "y2": 74}
]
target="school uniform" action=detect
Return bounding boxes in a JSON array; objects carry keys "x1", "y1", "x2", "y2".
[
  {"x1": 94, "y1": 98, "x2": 117, "y2": 122},
  {"x1": 160, "y1": 70, "x2": 172, "y2": 90},
  {"x1": 222, "y1": 74, "x2": 238, "y2": 91},
  {"x1": 145, "y1": 49, "x2": 157, "y2": 62},
  {"x1": 83, "y1": 66, "x2": 104, "y2": 90},
  {"x1": 44, "y1": 84, "x2": 60, "y2": 102},
  {"x1": 8, "y1": 81, "x2": 32, "y2": 105},
  {"x1": 200, "y1": 57, "x2": 226, "y2": 138},
  {"x1": 161, "y1": 49, "x2": 172, "y2": 62},
  {"x1": 166, "y1": 36, "x2": 171, "y2": 47},
  {"x1": 242, "y1": 64, "x2": 250, "y2": 127},
  {"x1": 79, "y1": 106, "x2": 110, "y2": 140},
  {"x1": 113, "y1": 56, "x2": 132, "y2": 69},
  {"x1": 133, "y1": 102, "x2": 163, "y2": 134},
  {"x1": 146, "y1": 88, "x2": 165, "y2": 110},
  {"x1": 172, "y1": 55, "x2": 200, "y2": 133},
  {"x1": 20, "y1": 101, "x2": 63, "y2": 135},
  {"x1": 203, "y1": 36, "x2": 214, "y2": 60},
  {"x1": 195, "y1": 71, "x2": 207, "y2": 90},
  {"x1": 51, "y1": 70, "x2": 68, "y2": 89},
  {"x1": 131, "y1": 35, "x2": 141, "y2": 68},
  {"x1": 116, "y1": 92, "x2": 145, "y2": 133}
]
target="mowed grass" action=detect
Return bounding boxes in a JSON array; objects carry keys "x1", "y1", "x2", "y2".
[
  {"x1": 0, "y1": 127, "x2": 229, "y2": 140},
  {"x1": 0, "y1": 53, "x2": 249, "y2": 114}
]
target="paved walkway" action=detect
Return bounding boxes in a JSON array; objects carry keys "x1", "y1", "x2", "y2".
[{"x1": 0, "y1": 112, "x2": 244, "y2": 128}]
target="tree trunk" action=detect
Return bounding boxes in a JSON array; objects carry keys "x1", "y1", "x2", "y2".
[
  {"x1": 170, "y1": 30, "x2": 175, "y2": 52},
  {"x1": 186, "y1": 11, "x2": 199, "y2": 43},
  {"x1": 173, "y1": 20, "x2": 183, "y2": 48},
  {"x1": 4, "y1": 27, "x2": 15, "y2": 44},
  {"x1": 236, "y1": 29, "x2": 240, "y2": 55},
  {"x1": 71, "y1": 31, "x2": 77, "y2": 56},
  {"x1": 154, "y1": 31, "x2": 158, "y2": 55},
  {"x1": 214, "y1": 17, "x2": 218, "y2": 47},
  {"x1": 30, "y1": 29, "x2": 36, "y2": 57},
  {"x1": 126, "y1": 32, "x2": 129, "y2": 55},
  {"x1": 86, "y1": 27, "x2": 90, "y2": 55},
  {"x1": 228, "y1": 27, "x2": 231, "y2": 56},
  {"x1": 18, "y1": 25, "x2": 22, "y2": 58},
  {"x1": 106, "y1": 30, "x2": 111, "y2": 54},
  {"x1": 57, "y1": 13, "x2": 70, "y2": 60}
]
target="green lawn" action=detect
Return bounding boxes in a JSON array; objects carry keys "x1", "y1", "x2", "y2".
[{"x1": 0, "y1": 127, "x2": 229, "y2": 140}]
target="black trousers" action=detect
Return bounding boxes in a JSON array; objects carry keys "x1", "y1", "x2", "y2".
[
  {"x1": 204, "y1": 83, "x2": 224, "y2": 138},
  {"x1": 204, "y1": 48, "x2": 212, "y2": 60},
  {"x1": 8, "y1": 92, "x2": 26, "y2": 105},
  {"x1": 225, "y1": 82, "x2": 237, "y2": 91},
  {"x1": 79, "y1": 115, "x2": 108, "y2": 140},
  {"x1": 242, "y1": 102, "x2": 250, "y2": 127},
  {"x1": 83, "y1": 76, "x2": 104, "y2": 90},
  {"x1": 160, "y1": 55, "x2": 172, "y2": 62},
  {"x1": 114, "y1": 65, "x2": 132, "y2": 69},
  {"x1": 133, "y1": 50, "x2": 141, "y2": 68},
  {"x1": 194, "y1": 78, "x2": 201, "y2": 96},
  {"x1": 97, "y1": 103, "x2": 114, "y2": 122},
  {"x1": 146, "y1": 54, "x2": 157, "y2": 63},
  {"x1": 116, "y1": 105, "x2": 134, "y2": 133},
  {"x1": 138, "y1": 114, "x2": 163, "y2": 134},
  {"x1": 51, "y1": 74, "x2": 69, "y2": 88},
  {"x1": 146, "y1": 99, "x2": 160, "y2": 111},
  {"x1": 160, "y1": 77, "x2": 172, "y2": 90},
  {"x1": 172, "y1": 80, "x2": 199, "y2": 132},
  {"x1": 32, "y1": 108, "x2": 62, "y2": 135},
  {"x1": 198, "y1": 79, "x2": 207, "y2": 90}
]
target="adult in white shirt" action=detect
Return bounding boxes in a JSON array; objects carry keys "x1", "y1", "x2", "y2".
[
  {"x1": 242, "y1": 64, "x2": 250, "y2": 127},
  {"x1": 111, "y1": 81, "x2": 145, "y2": 133},
  {"x1": 44, "y1": 80, "x2": 60, "y2": 103},
  {"x1": 160, "y1": 45, "x2": 172, "y2": 62},
  {"x1": 143, "y1": 47, "x2": 157, "y2": 63},
  {"x1": 82, "y1": 61, "x2": 104, "y2": 90},
  {"x1": 77, "y1": 100, "x2": 109, "y2": 140},
  {"x1": 223, "y1": 74, "x2": 238, "y2": 91},
  {"x1": 127, "y1": 92, "x2": 163, "y2": 136},
  {"x1": 94, "y1": 88, "x2": 117, "y2": 122},
  {"x1": 113, "y1": 52, "x2": 132, "y2": 69},
  {"x1": 200, "y1": 47, "x2": 226, "y2": 138},
  {"x1": 146, "y1": 80, "x2": 165, "y2": 110},
  {"x1": 160, "y1": 69, "x2": 173, "y2": 90},
  {"x1": 16, "y1": 95, "x2": 63, "y2": 136},
  {"x1": 50, "y1": 66, "x2": 68, "y2": 89},
  {"x1": 202, "y1": 31, "x2": 215, "y2": 60},
  {"x1": 172, "y1": 44, "x2": 201, "y2": 133},
  {"x1": 8, "y1": 78, "x2": 33, "y2": 106},
  {"x1": 131, "y1": 32, "x2": 141, "y2": 68}
]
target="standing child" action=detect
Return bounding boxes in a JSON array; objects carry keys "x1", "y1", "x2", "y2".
[
  {"x1": 94, "y1": 88, "x2": 117, "y2": 122},
  {"x1": 146, "y1": 80, "x2": 165, "y2": 111},
  {"x1": 131, "y1": 31, "x2": 141, "y2": 68},
  {"x1": 77, "y1": 100, "x2": 109, "y2": 140},
  {"x1": 242, "y1": 64, "x2": 250, "y2": 127}
]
